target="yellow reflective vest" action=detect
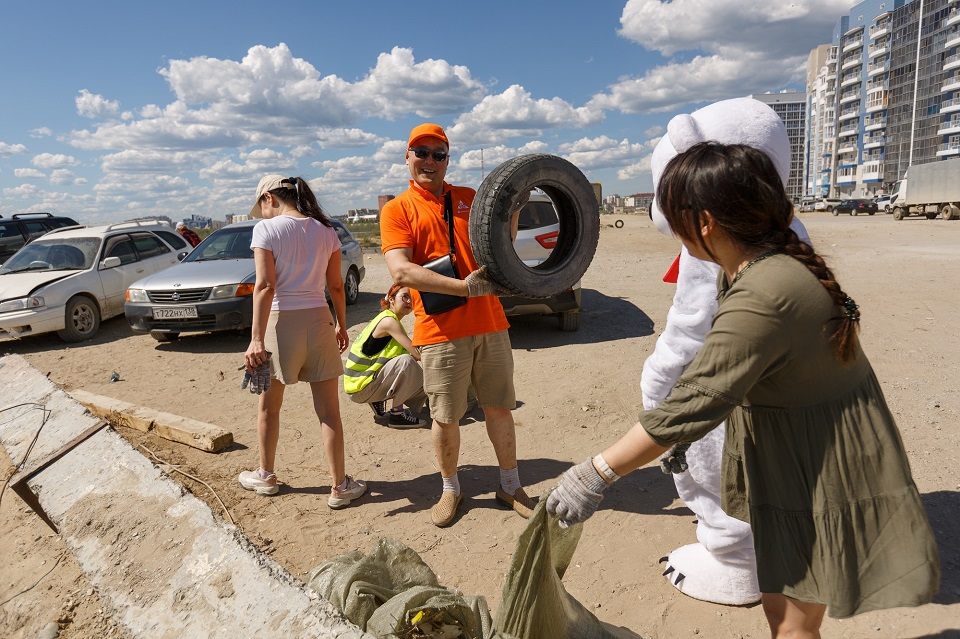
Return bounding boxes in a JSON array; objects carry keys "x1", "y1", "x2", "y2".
[{"x1": 343, "y1": 309, "x2": 409, "y2": 394}]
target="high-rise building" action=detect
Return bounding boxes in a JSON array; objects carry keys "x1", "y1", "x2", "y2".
[
  {"x1": 805, "y1": 0, "x2": 958, "y2": 199},
  {"x1": 377, "y1": 195, "x2": 395, "y2": 213},
  {"x1": 751, "y1": 92, "x2": 808, "y2": 201}
]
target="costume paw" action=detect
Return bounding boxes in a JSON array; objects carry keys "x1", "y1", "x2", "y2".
[{"x1": 659, "y1": 543, "x2": 760, "y2": 606}]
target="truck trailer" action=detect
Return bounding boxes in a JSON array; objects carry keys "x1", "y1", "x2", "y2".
[{"x1": 891, "y1": 158, "x2": 960, "y2": 220}]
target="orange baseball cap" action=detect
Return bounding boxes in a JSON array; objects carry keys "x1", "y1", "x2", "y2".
[{"x1": 408, "y1": 123, "x2": 449, "y2": 148}]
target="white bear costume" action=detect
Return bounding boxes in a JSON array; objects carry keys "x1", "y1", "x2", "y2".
[{"x1": 641, "y1": 98, "x2": 811, "y2": 606}]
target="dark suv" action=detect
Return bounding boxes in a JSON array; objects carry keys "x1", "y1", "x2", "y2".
[{"x1": 0, "y1": 213, "x2": 80, "y2": 264}]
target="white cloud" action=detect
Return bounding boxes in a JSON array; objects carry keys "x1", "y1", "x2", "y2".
[
  {"x1": 0, "y1": 142, "x2": 27, "y2": 157},
  {"x1": 30, "y1": 128, "x2": 52, "y2": 138},
  {"x1": 449, "y1": 85, "x2": 604, "y2": 147},
  {"x1": 33, "y1": 153, "x2": 79, "y2": 169},
  {"x1": 14, "y1": 168, "x2": 45, "y2": 178},
  {"x1": 558, "y1": 135, "x2": 654, "y2": 173},
  {"x1": 591, "y1": 0, "x2": 853, "y2": 113},
  {"x1": 50, "y1": 169, "x2": 83, "y2": 186},
  {"x1": 76, "y1": 89, "x2": 121, "y2": 118}
]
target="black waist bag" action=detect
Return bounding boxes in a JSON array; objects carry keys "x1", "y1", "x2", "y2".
[{"x1": 419, "y1": 192, "x2": 467, "y2": 315}]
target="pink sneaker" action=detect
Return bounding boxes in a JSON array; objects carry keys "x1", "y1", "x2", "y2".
[
  {"x1": 238, "y1": 469, "x2": 278, "y2": 495},
  {"x1": 328, "y1": 475, "x2": 367, "y2": 509}
]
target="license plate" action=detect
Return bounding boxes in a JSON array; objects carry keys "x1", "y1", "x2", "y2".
[{"x1": 152, "y1": 306, "x2": 198, "y2": 319}]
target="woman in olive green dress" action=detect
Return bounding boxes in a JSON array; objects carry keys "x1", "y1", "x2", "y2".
[{"x1": 547, "y1": 142, "x2": 939, "y2": 638}]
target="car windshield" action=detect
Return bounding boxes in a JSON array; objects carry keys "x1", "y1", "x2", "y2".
[
  {"x1": 186, "y1": 226, "x2": 255, "y2": 262},
  {"x1": 0, "y1": 237, "x2": 101, "y2": 273}
]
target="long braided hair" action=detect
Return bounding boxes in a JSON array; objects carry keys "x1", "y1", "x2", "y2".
[
  {"x1": 656, "y1": 142, "x2": 860, "y2": 362},
  {"x1": 267, "y1": 176, "x2": 332, "y2": 227}
]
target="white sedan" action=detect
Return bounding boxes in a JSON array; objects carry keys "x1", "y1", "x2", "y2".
[{"x1": 0, "y1": 220, "x2": 191, "y2": 342}]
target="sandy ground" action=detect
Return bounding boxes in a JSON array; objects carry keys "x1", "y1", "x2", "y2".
[{"x1": 1, "y1": 212, "x2": 958, "y2": 639}]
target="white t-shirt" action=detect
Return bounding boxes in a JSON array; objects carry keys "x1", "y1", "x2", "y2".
[{"x1": 250, "y1": 215, "x2": 341, "y2": 311}]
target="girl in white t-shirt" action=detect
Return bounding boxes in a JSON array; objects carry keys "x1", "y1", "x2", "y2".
[{"x1": 239, "y1": 175, "x2": 367, "y2": 509}]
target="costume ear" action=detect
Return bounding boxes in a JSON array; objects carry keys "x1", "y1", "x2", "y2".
[{"x1": 667, "y1": 114, "x2": 705, "y2": 154}]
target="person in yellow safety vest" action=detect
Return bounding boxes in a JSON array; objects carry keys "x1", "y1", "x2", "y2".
[{"x1": 344, "y1": 284, "x2": 427, "y2": 428}]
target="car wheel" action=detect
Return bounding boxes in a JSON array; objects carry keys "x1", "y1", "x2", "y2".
[
  {"x1": 826, "y1": 206, "x2": 834, "y2": 213},
  {"x1": 57, "y1": 296, "x2": 100, "y2": 342},
  {"x1": 558, "y1": 310, "x2": 580, "y2": 332},
  {"x1": 893, "y1": 207, "x2": 906, "y2": 220},
  {"x1": 344, "y1": 267, "x2": 360, "y2": 305},
  {"x1": 832, "y1": 208, "x2": 839, "y2": 216},
  {"x1": 469, "y1": 154, "x2": 600, "y2": 298},
  {"x1": 150, "y1": 331, "x2": 180, "y2": 342},
  {"x1": 852, "y1": 210, "x2": 857, "y2": 216},
  {"x1": 868, "y1": 211, "x2": 875, "y2": 216}
]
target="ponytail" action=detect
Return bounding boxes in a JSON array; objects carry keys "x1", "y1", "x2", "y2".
[{"x1": 268, "y1": 177, "x2": 331, "y2": 227}]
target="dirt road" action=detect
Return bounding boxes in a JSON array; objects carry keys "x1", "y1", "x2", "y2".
[{"x1": 2, "y1": 213, "x2": 958, "y2": 638}]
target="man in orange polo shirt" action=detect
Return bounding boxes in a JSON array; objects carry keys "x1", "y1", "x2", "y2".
[{"x1": 380, "y1": 123, "x2": 535, "y2": 527}]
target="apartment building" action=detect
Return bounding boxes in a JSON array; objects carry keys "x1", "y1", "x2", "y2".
[
  {"x1": 750, "y1": 92, "x2": 807, "y2": 201},
  {"x1": 806, "y1": 0, "x2": 959, "y2": 200}
]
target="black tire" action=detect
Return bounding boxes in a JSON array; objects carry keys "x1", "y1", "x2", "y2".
[
  {"x1": 893, "y1": 207, "x2": 906, "y2": 221},
  {"x1": 868, "y1": 211, "x2": 875, "y2": 216},
  {"x1": 832, "y1": 208, "x2": 839, "y2": 216},
  {"x1": 558, "y1": 310, "x2": 580, "y2": 332},
  {"x1": 469, "y1": 154, "x2": 599, "y2": 297},
  {"x1": 826, "y1": 206, "x2": 834, "y2": 213},
  {"x1": 925, "y1": 212, "x2": 938, "y2": 220},
  {"x1": 344, "y1": 267, "x2": 360, "y2": 305},
  {"x1": 57, "y1": 296, "x2": 100, "y2": 342},
  {"x1": 614, "y1": 219, "x2": 624, "y2": 229},
  {"x1": 151, "y1": 331, "x2": 179, "y2": 342},
  {"x1": 940, "y1": 205, "x2": 957, "y2": 220}
]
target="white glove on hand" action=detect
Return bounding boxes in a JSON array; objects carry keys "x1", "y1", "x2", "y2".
[
  {"x1": 546, "y1": 458, "x2": 608, "y2": 527},
  {"x1": 240, "y1": 353, "x2": 272, "y2": 395},
  {"x1": 465, "y1": 265, "x2": 513, "y2": 297}
]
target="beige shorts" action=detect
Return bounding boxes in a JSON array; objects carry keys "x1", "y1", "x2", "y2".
[
  {"x1": 264, "y1": 306, "x2": 342, "y2": 385},
  {"x1": 419, "y1": 330, "x2": 515, "y2": 425}
]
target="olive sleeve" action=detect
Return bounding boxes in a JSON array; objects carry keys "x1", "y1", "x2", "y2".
[{"x1": 640, "y1": 285, "x2": 790, "y2": 446}]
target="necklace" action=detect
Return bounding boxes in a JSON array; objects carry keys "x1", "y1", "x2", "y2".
[{"x1": 718, "y1": 249, "x2": 780, "y2": 299}]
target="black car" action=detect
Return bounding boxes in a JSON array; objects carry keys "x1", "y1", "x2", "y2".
[
  {"x1": 833, "y1": 199, "x2": 878, "y2": 216},
  {"x1": 0, "y1": 213, "x2": 80, "y2": 264}
]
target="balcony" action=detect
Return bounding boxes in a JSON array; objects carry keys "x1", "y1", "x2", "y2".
[
  {"x1": 839, "y1": 108, "x2": 860, "y2": 121},
  {"x1": 838, "y1": 126, "x2": 859, "y2": 137},
  {"x1": 842, "y1": 55, "x2": 861, "y2": 70},
  {"x1": 937, "y1": 142, "x2": 960, "y2": 156},
  {"x1": 945, "y1": 53, "x2": 960, "y2": 71},
  {"x1": 870, "y1": 20, "x2": 891, "y2": 39},
  {"x1": 863, "y1": 135, "x2": 886, "y2": 148},
  {"x1": 937, "y1": 119, "x2": 960, "y2": 134},
  {"x1": 843, "y1": 37, "x2": 864, "y2": 53},
  {"x1": 944, "y1": 75, "x2": 960, "y2": 92},
  {"x1": 841, "y1": 73, "x2": 861, "y2": 87},
  {"x1": 864, "y1": 117, "x2": 886, "y2": 130},
  {"x1": 840, "y1": 90, "x2": 860, "y2": 104},
  {"x1": 835, "y1": 175, "x2": 857, "y2": 185},
  {"x1": 867, "y1": 80, "x2": 888, "y2": 93},
  {"x1": 837, "y1": 143, "x2": 857, "y2": 155},
  {"x1": 868, "y1": 61, "x2": 889, "y2": 76},
  {"x1": 948, "y1": 7, "x2": 960, "y2": 27},
  {"x1": 946, "y1": 29, "x2": 960, "y2": 49},
  {"x1": 942, "y1": 97, "x2": 960, "y2": 113},
  {"x1": 866, "y1": 100, "x2": 887, "y2": 113},
  {"x1": 869, "y1": 42, "x2": 889, "y2": 58}
]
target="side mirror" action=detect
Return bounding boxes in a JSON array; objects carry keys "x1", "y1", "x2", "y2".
[
  {"x1": 101, "y1": 256, "x2": 121, "y2": 269},
  {"x1": 177, "y1": 251, "x2": 190, "y2": 261}
]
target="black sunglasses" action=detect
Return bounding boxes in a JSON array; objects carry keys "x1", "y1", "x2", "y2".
[{"x1": 408, "y1": 147, "x2": 448, "y2": 162}]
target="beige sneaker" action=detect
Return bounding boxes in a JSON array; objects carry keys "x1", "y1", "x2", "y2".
[
  {"x1": 431, "y1": 491, "x2": 463, "y2": 527},
  {"x1": 328, "y1": 476, "x2": 367, "y2": 509}
]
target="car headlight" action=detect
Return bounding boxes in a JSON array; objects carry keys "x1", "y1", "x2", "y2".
[
  {"x1": 0, "y1": 296, "x2": 45, "y2": 313},
  {"x1": 126, "y1": 288, "x2": 149, "y2": 302},
  {"x1": 211, "y1": 284, "x2": 241, "y2": 299}
]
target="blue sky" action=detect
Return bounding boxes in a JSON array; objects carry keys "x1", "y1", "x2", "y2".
[{"x1": 0, "y1": 0, "x2": 854, "y2": 224}]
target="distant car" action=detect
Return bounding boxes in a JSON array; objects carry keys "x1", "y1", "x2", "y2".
[
  {"x1": 0, "y1": 220, "x2": 190, "y2": 342},
  {"x1": 874, "y1": 194, "x2": 893, "y2": 212},
  {"x1": 833, "y1": 199, "x2": 878, "y2": 216},
  {"x1": 798, "y1": 199, "x2": 818, "y2": 212},
  {"x1": 498, "y1": 190, "x2": 581, "y2": 331},
  {"x1": 125, "y1": 218, "x2": 365, "y2": 341},
  {"x1": 815, "y1": 197, "x2": 844, "y2": 213},
  {"x1": 0, "y1": 213, "x2": 80, "y2": 265}
]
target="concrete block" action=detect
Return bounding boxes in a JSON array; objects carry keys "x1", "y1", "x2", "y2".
[
  {"x1": 69, "y1": 389, "x2": 233, "y2": 453},
  {"x1": 0, "y1": 354, "x2": 370, "y2": 639}
]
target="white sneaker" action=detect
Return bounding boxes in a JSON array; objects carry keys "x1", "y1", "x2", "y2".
[
  {"x1": 238, "y1": 469, "x2": 279, "y2": 495},
  {"x1": 328, "y1": 475, "x2": 367, "y2": 509}
]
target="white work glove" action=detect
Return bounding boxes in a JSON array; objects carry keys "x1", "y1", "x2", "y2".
[
  {"x1": 546, "y1": 458, "x2": 609, "y2": 527},
  {"x1": 465, "y1": 265, "x2": 513, "y2": 297}
]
